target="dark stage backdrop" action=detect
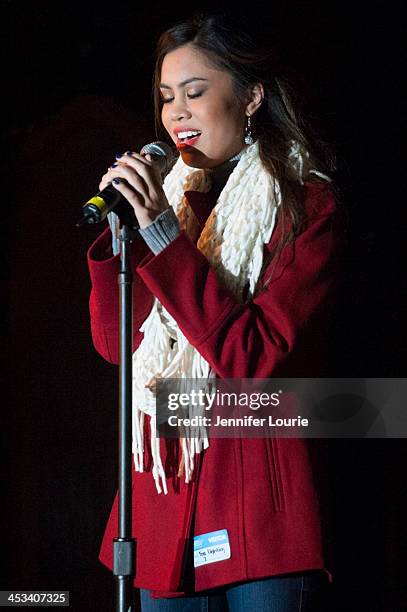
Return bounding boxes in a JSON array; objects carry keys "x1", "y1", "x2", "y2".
[{"x1": 3, "y1": 2, "x2": 406, "y2": 611}]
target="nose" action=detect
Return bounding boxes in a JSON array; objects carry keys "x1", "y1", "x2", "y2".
[{"x1": 170, "y1": 98, "x2": 192, "y2": 122}]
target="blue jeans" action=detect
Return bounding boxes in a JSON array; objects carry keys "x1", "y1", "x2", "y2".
[{"x1": 139, "y1": 570, "x2": 330, "y2": 611}]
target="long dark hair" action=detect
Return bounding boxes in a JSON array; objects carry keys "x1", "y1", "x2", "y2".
[{"x1": 153, "y1": 13, "x2": 339, "y2": 283}]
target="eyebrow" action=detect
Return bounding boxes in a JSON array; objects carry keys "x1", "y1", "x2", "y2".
[{"x1": 159, "y1": 77, "x2": 209, "y2": 89}]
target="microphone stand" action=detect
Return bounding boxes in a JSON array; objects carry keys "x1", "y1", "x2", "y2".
[
  {"x1": 78, "y1": 146, "x2": 175, "y2": 608},
  {"x1": 78, "y1": 195, "x2": 138, "y2": 609},
  {"x1": 113, "y1": 214, "x2": 137, "y2": 612}
]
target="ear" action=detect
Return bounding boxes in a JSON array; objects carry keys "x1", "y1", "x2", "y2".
[{"x1": 245, "y1": 83, "x2": 264, "y2": 117}]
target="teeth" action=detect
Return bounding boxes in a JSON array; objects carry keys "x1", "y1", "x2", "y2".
[{"x1": 177, "y1": 130, "x2": 201, "y2": 139}]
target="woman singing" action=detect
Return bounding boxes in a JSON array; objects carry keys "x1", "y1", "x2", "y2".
[{"x1": 87, "y1": 12, "x2": 345, "y2": 611}]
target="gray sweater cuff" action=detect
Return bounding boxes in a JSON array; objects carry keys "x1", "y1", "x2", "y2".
[{"x1": 138, "y1": 207, "x2": 181, "y2": 255}]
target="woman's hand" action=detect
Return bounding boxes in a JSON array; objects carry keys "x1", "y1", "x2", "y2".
[{"x1": 99, "y1": 151, "x2": 170, "y2": 229}]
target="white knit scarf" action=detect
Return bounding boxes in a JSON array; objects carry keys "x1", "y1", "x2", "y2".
[{"x1": 132, "y1": 141, "x2": 282, "y2": 494}]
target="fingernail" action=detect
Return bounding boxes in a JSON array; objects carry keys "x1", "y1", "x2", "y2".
[
  {"x1": 126, "y1": 150, "x2": 134, "y2": 156},
  {"x1": 111, "y1": 162, "x2": 118, "y2": 168},
  {"x1": 113, "y1": 178, "x2": 121, "y2": 184},
  {"x1": 115, "y1": 152, "x2": 123, "y2": 159}
]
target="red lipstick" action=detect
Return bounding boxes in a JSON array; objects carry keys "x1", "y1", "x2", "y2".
[
  {"x1": 176, "y1": 135, "x2": 201, "y2": 149},
  {"x1": 174, "y1": 127, "x2": 202, "y2": 149}
]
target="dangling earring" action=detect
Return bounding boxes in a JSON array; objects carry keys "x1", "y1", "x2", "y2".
[{"x1": 244, "y1": 114, "x2": 254, "y2": 145}]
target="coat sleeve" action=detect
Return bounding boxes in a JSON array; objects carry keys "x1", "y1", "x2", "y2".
[
  {"x1": 87, "y1": 226, "x2": 154, "y2": 364},
  {"x1": 135, "y1": 182, "x2": 346, "y2": 378}
]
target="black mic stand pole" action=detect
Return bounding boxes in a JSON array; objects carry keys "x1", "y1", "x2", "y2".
[
  {"x1": 78, "y1": 196, "x2": 138, "y2": 609},
  {"x1": 78, "y1": 151, "x2": 174, "y2": 608},
  {"x1": 114, "y1": 212, "x2": 138, "y2": 612}
]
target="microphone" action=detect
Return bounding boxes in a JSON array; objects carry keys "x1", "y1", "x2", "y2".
[{"x1": 76, "y1": 141, "x2": 175, "y2": 226}]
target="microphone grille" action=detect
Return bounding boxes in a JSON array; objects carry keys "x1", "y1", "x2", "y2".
[{"x1": 140, "y1": 141, "x2": 176, "y2": 176}]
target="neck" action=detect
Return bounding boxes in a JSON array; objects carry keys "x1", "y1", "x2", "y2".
[{"x1": 208, "y1": 148, "x2": 246, "y2": 197}]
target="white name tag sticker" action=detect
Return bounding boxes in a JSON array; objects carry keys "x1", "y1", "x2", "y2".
[{"x1": 194, "y1": 529, "x2": 231, "y2": 568}]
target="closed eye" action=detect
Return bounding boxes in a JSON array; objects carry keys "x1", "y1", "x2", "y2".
[{"x1": 160, "y1": 91, "x2": 204, "y2": 104}]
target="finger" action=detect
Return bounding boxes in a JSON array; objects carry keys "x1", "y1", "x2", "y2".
[
  {"x1": 118, "y1": 152, "x2": 161, "y2": 187},
  {"x1": 111, "y1": 178, "x2": 146, "y2": 217},
  {"x1": 99, "y1": 162, "x2": 120, "y2": 190},
  {"x1": 99, "y1": 171, "x2": 112, "y2": 191},
  {"x1": 112, "y1": 179, "x2": 167, "y2": 229},
  {"x1": 119, "y1": 151, "x2": 153, "y2": 167},
  {"x1": 144, "y1": 153, "x2": 163, "y2": 182},
  {"x1": 109, "y1": 163, "x2": 150, "y2": 201},
  {"x1": 115, "y1": 151, "x2": 153, "y2": 173},
  {"x1": 111, "y1": 160, "x2": 163, "y2": 202}
]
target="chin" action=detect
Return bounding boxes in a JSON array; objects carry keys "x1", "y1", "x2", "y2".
[{"x1": 179, "y1": 149, "x2": 218, "y2": 169}]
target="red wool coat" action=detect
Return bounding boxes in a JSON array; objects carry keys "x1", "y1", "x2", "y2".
[{"x1": 87, "y1": 180, "x2": 345, "y2": 598}]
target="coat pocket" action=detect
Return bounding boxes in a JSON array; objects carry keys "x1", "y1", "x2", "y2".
[{"x1": 265, "y1": 437, "x2": 285, "y2": 511}]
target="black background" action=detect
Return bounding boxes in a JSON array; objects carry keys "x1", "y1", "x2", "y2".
[{"x1": 2, "y1": 1, "x2": 406, "y2": 610}]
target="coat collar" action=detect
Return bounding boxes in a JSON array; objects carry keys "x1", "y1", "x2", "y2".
[{"x1": 184, "y1": 190, "x2": 219, "y2": 229}]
